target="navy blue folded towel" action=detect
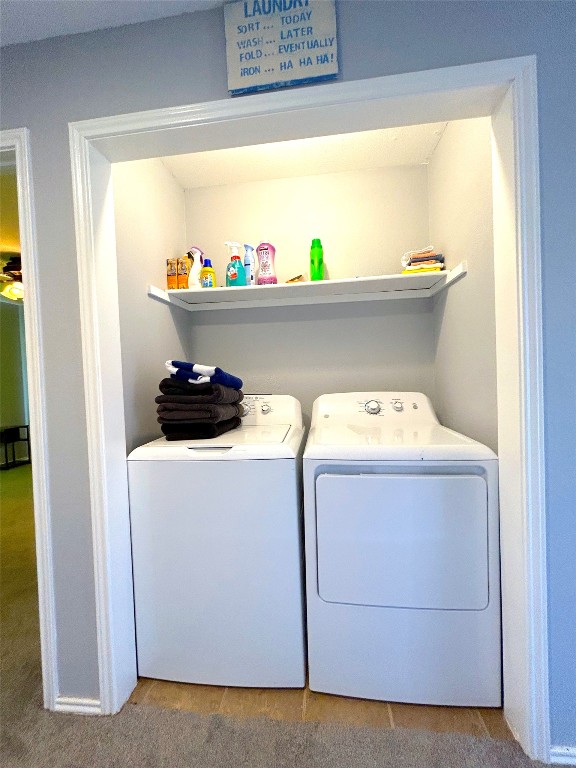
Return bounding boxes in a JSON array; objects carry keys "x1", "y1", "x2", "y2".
[{"x1": 166, "y1": 360, "x2": 243, "y2": 390}]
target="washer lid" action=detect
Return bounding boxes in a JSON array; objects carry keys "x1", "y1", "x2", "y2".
[
  {"x1": 304, "y1": 423, "x2": 496, "y2": 461},
  {"x1": 128, "y1": 423, "x2": 303, "y2": 461}
]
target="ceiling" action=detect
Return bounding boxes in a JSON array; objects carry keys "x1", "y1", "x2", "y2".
[
  {"x1": 161, "y1": 122, "x2": 449, "y2": 189},
  {"x1": 0, "y1": 0, "x2": 225, "y2": 47}
]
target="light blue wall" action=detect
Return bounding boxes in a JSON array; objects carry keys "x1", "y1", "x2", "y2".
[{"x1": 1, "y1": 0, "x2": 574, "y2": 746}]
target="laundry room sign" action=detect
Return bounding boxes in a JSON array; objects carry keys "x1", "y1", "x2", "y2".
[{"x1": 224, "y1": 0, "x2": 338, "y2": 95}]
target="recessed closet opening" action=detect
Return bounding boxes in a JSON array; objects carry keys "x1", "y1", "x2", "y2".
[
  {"x1": 110, "y1": 111, "x2": 502, "y2": 732},
  {"x1": 112, "y1": 115, "x2": 496, "y2": 452},
  {"x1": 69, "y1": 60, "x2": 546, "y2": 758}
]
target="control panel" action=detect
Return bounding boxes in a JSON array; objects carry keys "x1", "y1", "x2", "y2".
[
  {"x1": 241, "y1": 394, "x2": 303, "y2": 427},
  {"x1": 358, "y1": 397, "x2": 411, "y2": 416},
  {"x1": 312, "y1": 392, "x2": 439, "y2": 426}
]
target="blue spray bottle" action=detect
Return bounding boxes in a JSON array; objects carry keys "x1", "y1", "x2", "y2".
[
  {"x1": 244, "y1": 244, "x2": 256, "y2": 286},
  {"x1": 225, "y1": 241, "x2": 246, "y2": 287}
]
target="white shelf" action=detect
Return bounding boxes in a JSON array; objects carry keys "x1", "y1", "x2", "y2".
[{"x1": 148, "y1": 262, "x2": 467, "y2": 312}]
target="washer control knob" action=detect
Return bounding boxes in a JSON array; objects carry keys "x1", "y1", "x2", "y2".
[
  {"x1": 260, "y1": 403, "x2": 271, "y2": 415},
  {"x1": 365, "y1": 400, "x2": 381, "y2": 415},
  {"x1": 392, "y1": 401, "x2": 404, "y2": 412}
]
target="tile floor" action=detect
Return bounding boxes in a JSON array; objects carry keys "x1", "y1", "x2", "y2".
[{"x1": 129, "y1": 679, "x2": 514, "y2": 741}]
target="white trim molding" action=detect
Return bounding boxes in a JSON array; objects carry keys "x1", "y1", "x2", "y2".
[
  {"x1": 54, "y1": 696, "x2": 102, "y2": 716},
  {"x1": 512, "y1": 58, "x2": 551, "y2": 762},
  {"x1": 68, "y1": 129, "x2": 138, "y2": 715},
  {"x1": 0, "y1": 128, "x2": 57, "y2": 710},
  {"x1": 68, "y1": 56, "x2": 548, "y2": 759},
  {"x1": 551, "y1": 747, "x2": 576, "y2": 766}
]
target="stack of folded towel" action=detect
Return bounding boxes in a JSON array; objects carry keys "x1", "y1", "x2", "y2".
[
  {"x1": 401, "y1": 246, "x2": 445, "y2": 274},
  {"x1": 156, "y1": 360, "x2": 244, "y2": 440}
]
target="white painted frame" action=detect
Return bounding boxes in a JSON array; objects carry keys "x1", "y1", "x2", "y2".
[
  {"x1": 68, "y1": 57, "x2": 549, "y2": 760},
  {"x1": 0, "y1": 129, "x2": 57, "y2": 709}
]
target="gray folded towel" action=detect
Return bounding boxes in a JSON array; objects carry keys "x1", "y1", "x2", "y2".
[
  {"x1": 158, "y1": 378, "x2": 243, "y2": 403},
  {"x1": 157, "y1": 403, "x2": 242, "y2": 423}
]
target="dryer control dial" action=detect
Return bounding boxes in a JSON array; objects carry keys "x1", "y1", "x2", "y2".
[
  {"x1": 260, "y1": 403, "x2": 271, "y2": 415},
  {"x1": 365, "y1": 399, "x2": 381, "y2": 415},
  {"x1": 391, "y1": 400, "x2": 404, "y2": 412}
]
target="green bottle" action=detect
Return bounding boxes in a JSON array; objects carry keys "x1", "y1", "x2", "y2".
[{"x1": 310, "y1": 238, "x2": 324, "y2": 281}]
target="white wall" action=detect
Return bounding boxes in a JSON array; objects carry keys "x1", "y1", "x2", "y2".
[
  {"x1": 180, "y1": 133, "x2": 498, "y2": 431},
  {"x1": 185, "y1": 165, "x2": 429, "y2": 282},
  {"x1": 181, "y1": 300, "x2": 437, "y2": 423},
  {"x1": 428, "y1": 117, "x2": 498, "y2": 451},
  {"x1": 112, "y1": 158, "x2": 188, "y2": 452},
  {"x1": 111, "y1": 157, "x2": 437, "y2": 433},
  {"x1": 180, "y1": 163, "x2": 433, "y2": 419}
]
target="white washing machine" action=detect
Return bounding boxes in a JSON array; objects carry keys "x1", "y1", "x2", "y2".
[
  {"x1": 127, "y1": 394, "x2": 306, "y2": 688},
  {"x1": 303, "y1": 392, "x2": 501, "y2": 707}
]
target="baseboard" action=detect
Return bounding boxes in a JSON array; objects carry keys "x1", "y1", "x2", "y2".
[
  {"x1": 54, "y1": 696, "x2": 103, "y2": 715},
  {"x1": 550, "y1": 746, "x2": 576, "y2": 765}
]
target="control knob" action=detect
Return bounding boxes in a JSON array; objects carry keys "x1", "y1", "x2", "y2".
[
  {"x1": 260, "y1": 403, "x2": 271, "y2": 414},
  {"x1": 364, "y1": 399, "x2": 381, "y2": 415},
  {"x1": 392, "y1": 401, "x2": 404, "y2": 412}
]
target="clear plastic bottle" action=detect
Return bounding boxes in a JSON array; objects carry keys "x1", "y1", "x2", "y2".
[
  {"x1": 244, "y1": 243, "x2": 256, "y2": 286},
  {"x1": 310, "y1": 238, "x2": 324, "y2": 281},
  {"x1": 187, "y1": 246, "x2": 204, "y2": 287}
]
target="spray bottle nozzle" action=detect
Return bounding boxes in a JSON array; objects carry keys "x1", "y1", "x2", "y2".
[
  {"x1": 225, "y1": 241, "x2": 241, "y2": 258},
  {"x1": 187, "y1": 246, "x2": 204, "y2": 263}
]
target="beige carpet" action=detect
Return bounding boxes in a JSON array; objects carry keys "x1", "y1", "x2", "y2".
[{"x1": 0, "y1": 465, "x2": 543, "y2": 767}]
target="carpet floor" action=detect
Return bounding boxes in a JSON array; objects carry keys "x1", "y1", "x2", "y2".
[
  {"x1": 2, "y1": 700, "x2": 545, "y2": 768},
  {"x1": 1, "y1": 465, "x2": 544, "y2": 767}
]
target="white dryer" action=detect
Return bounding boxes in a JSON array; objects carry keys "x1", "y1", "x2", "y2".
[
  {"x1": 303, "y1": 392, "x2": 501, "y2": 707},
  {"x1": 127, "y1": 394, "x2": 306, "y2": 688}
]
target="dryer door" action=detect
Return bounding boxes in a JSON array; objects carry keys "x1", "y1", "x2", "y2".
[{"x1": 316, "y1": 473, "x2": 489, "y2": 610}]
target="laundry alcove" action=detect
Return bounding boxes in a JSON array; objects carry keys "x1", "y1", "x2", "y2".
[
  {"x1": 69, "y1": 58, "x2": 546, "y2": 758},
  {"x1": 112, "y1": 115, "x2": 494, "y2": 455}
]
